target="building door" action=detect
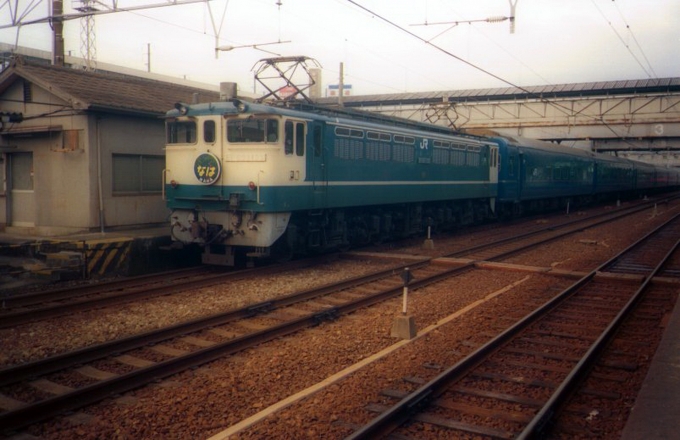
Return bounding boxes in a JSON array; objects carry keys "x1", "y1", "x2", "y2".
[{"x1": 9, "y1": 152, "x2": 35, "y2": 227}]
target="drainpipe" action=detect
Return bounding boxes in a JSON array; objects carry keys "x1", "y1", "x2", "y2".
[{"x1": 96, "y1": 117, "x2": 105, "y2": 233}]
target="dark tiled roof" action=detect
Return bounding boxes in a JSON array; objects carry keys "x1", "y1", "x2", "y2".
[{"x1": 2, "y1": 58, "x2": 220, "y2": 115}]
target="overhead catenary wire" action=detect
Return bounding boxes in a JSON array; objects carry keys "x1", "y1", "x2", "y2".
[
  {"x1": 590, "y1": 0, "x2": 655, "y2": 79},
  {"x1": 343, "y1": 0, "x2": 641, "y2": 145},
  {"x1": 611, "y1": 0, "x2": 658, "y2": 79}
]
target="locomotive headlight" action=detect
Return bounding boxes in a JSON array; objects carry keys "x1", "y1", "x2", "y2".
[
  {"x1": 174, "y1": 102, "x2": 188, "y2": 115},
  {"x1": 170, "y1": 179, "x2": 179, "y2": 188},
  {"x1": 248, "y1": 181, "x2": 257, "y2": 191},
  {"x1": 230, "y1": 99, "x2": 248, "y2": 113}
]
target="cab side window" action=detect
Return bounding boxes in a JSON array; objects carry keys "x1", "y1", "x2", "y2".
[
  {"x1": 284, "y1": 121, "x2": 306, "y2": 156},
  {"x1": 296, "y1": 123, "x2": 305, "y2": 156}
]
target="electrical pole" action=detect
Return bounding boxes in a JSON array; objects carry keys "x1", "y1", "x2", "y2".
[{"x1": 52, "y1": 0, "x2": 65, "y2": 66}]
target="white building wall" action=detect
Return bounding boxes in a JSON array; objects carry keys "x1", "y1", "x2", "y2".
[{"x1": 0, "y1": 77, "x2": 169, "y2": 235}]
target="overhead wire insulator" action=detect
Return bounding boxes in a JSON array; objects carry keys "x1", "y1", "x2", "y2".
[{"x1": 486, "y1": 16, "x2": 508, "y2": 23}]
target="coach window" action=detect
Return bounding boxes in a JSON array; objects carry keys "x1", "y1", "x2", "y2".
[{"x1": 204, "y1": 120, "x2": 215, "y2": 143}]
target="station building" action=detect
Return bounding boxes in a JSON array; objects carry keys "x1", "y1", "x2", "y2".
[{"x1": 0, "y1": 57, "x2": 219, "y2": 236}]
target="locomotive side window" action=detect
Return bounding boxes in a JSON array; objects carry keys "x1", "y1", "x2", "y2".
[
  {"x1": 227, "y1": 118, "x2": 278, "y2": 143},
  {"x1": 166, "y1": 120, "x2": 197, "y2": 144},
  {"x1": 335, "y1": 127, "x2": 364, "y2": 138},
  {"x1": 284, "y1": 121, "x2": 306, "y2": 156},
  {"x1": 285, "y1": 121, "x2": 294, "y2": 154},
  {"x1": 296, "y1": 123, "x2": 305, "y2": 156},
  {"x1": 204, "y1": 120, "x2": 215, "y2": 143},
  {"x1": 394, "y1": 135, "x2": 415, "y2": 145},
  {"x1": 367, "y1": 131, "x2": 391, "y2": 142}
]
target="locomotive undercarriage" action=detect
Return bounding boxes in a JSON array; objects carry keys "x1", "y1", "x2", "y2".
[
  {"x1": 268, "y1": 198, "x2": 492, "y2": 264},
  {"x1": 172, "y1": 199, "x2": 493, "y2": 266}
]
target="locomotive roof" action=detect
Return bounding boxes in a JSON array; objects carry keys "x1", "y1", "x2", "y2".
[{"x1": 168, "y1": 99, "x2": 493, "y2": 145}]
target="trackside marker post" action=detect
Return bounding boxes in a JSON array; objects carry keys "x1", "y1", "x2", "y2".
[
  {"x1": 422, "y1": 221, "x2": 435, "y2": 249},
  {"x1": 391, "y1": 268, "x2": 417, "y2": 339},
  {"x1": 401, "y1": 267, "x2": 413, "y2": 314}
]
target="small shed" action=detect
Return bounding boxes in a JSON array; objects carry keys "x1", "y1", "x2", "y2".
[{"x1": 0, "y1": 57, "x2": 220, "y2": 236}]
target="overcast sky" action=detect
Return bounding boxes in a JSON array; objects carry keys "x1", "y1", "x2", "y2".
[{"x1": 2, "y1": 0, "x2": 679, "y2": 96}]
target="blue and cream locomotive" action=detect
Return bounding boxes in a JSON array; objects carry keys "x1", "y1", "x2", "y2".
[{"x1": 164, "y1": 98, "x2": 678, "y2": 265}]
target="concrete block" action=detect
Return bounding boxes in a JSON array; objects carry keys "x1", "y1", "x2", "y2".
[{"x1": 391, "y1": 314, "x2": 417, "y2": 340}]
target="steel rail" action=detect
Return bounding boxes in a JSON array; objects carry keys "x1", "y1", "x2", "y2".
[
  {"x1": 1, "y1": 196, "x2": 672, "y2": 327},
  {"x1": 0, "y1": 257, "x2": 336, "y2": 328},
  {"x1": 444, "y1": 198, "x2": 662, "y2": 260},
  {"x1": 518, "y1": 224, "x2": 680, "y2": 438},
  {"x1": 0, "y1": 266, "x2": 210, "y2": 308},
  {"x1": 0, "y1": 258, "x2": 432, "y2": 387},
  {"x1": 0, "y1": 258, "x2": 455, "y2": 434},
  {"x1": 346, "y1": 211, "x2": 680, "y2": 439}
]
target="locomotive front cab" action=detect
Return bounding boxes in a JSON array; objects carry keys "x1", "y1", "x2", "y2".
[{"x1": 164, "y1": 100, "x2": 313, "y2": 265}]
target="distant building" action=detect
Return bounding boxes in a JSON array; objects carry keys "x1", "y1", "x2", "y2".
[{"x1": 0, "y1": 57, "x2": 220, "y2": 236}]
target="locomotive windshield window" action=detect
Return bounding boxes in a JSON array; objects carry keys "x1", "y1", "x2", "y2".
[
  {"x1": 204, "y1": 120, "x2": 215, "y2": 143},
  {"x1": 227, "y1": 118, "x2": 278, "y2": 143},
  {"x1": 167, "y1": 120, "x2": 197, "y2": 144}
]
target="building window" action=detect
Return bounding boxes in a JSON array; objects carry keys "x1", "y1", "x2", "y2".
[{"x1": 112, "y1": 154, "x2": 163, "y2": 194}]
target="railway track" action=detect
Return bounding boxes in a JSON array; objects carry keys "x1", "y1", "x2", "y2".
[
  {"x1": 444, "y1": 197, "x2": 670, "y2": 261},
  {"x1": 0, "y1": 197, "x2": 670, "y2": 329},
  {"x1": 1, "y1": 198, "x2": 675, "y2": 435},
  {"x1": 0, "y1": 258, "x2": 332, "y2": 328},
  {"x1": 346, "y1": 211, "x2": 680, "y2": 439},
  {"x1": 0, "y1": 258, "x2": 437, "y2": 434}
]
